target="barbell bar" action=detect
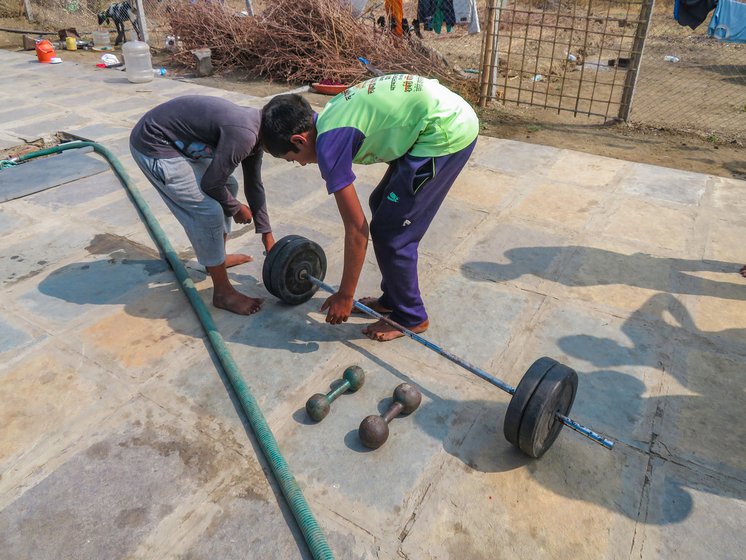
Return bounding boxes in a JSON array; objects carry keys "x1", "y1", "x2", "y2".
[
  {"x1": 261, "y1": 235, "x2": 615, "y2": 457},
  {"x1": 301, "y1": 271, "x2": 615, "y2": 452}
]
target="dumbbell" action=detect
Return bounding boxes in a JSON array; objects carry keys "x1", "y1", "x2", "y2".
[
  {"x1": 358, "y1": 383, "x2": 422, "y2": 449},
  {"x1": 305, "y1": 365, "x2": 365, "y2": 422}
]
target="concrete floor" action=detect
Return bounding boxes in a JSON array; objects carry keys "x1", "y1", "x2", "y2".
[{"x1": 1, "y1": 49, "x2": 745, "y2": 560}]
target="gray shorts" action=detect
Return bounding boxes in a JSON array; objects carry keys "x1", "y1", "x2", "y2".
[{"x1": 130, "y1": 145, "x2": 238, "y2": 268}]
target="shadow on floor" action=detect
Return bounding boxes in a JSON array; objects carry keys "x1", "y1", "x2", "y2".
[
  {"x1": 36, "y1": 238, "x2": 746, "y2": 527},
  {"x1": 461, "y1": 246, "x2": 746, "y2": 301}
]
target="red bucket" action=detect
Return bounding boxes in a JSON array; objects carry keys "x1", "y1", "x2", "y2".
[{"x1": 36, "y1": 40, "x2": 56, "y2": 63}]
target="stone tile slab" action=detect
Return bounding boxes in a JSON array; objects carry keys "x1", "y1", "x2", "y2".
[
  {"x1": 703, "y1": 218, "x2": 746, "y2": 263},
  {"x1": 11, "y1": 238, "x2": 165, "y2": 322},
  {"x1": 0, "y1": 105, "x2": 40, "y2": 125},
  {"x1": 471, "y1": 138, "x2": 563, "y2": 177},
  {"x1": 616, "y1": 163, "x2": 710, "y2": 205},
  {"x1": 7, "y1": 112, "x2": 91, "y2": 139},
  {"x1": 0, "y1": 310, "x2": 47, "y2": 356},
  {"x1": 544, "y1": 149, "x2": 629, "y2": 188},
  {"x1": 63, "y1": 123, "x2": 133, "y2": 141},
  {"x1": 459, "y1": 219, "x2": 572, "y2": 293},
  {"x1": 0, "y1": 340, "x2": 133, "y2": 504},
  {"x1": 399, "y1": 417, "x2": 646, "y2": 560},
  {"x1": 601, "y1": 197, "x2": 697, "y2": 254},
  {"x1": 636, "y1": 458, "x2": 746, "y2": 560},
  {"x1": 23, "y1": 167, "x2": 123, "y2": 209},
  {"x1": 0, "y1": 224, "x2": 98, "y2": 290},
  {"x1": 654, "y1": 349, "x2": 746, "y2": 480},
  {"x1": 448, "y1": 165, "x2": 517, "y2": 211},
  {"x1": 708, "y1": 176, "x2": 746, "y2": 218},
  {"x1": 0, "y1": 204, "x2": 31, "y2": 237},
  {"x1": 0, "y1": 149, "x2": 109, "y2": 202},
  {"x1": 0, "y1": 396, "x2": 300, "y2": 560},
  {"x1": 507, "y1": 181, "x2": 607, "y2": 232}
]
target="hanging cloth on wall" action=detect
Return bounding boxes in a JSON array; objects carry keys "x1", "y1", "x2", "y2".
[
  {"x1": 708, "y1": 0, "x2": 746, "y2": 42},
  {"x1": 385, "y1": 0, "x2": 404, "y2": 36}
]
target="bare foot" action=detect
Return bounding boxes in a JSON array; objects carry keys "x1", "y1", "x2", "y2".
[
  {"x1": 213, "y1": 290, "x2": 263, "y2": 315},
  {"x1": 351, "y1": 296, "x2": 393, "y2": 315},
  {"x1": 362, "y1": 319, "x2": 429, "y2": 342},
  {"x1": 741, "y1": 265, "x2": 746, "y2": 278},
  {"x1": 224, "y1": 253, "x2": 253, "y2": 268}
]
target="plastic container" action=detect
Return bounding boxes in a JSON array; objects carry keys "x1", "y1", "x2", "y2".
[
  {"x1": 65, "y1": 36, "x2": 77, "y2": 51},
  {"x1": 35, "y1": 40, "x2": 56, "y2": 63},
  {"x1": 122, "y1": 40, "x2": 153, "y2": 83},
  {"x1": 93, "y1": 30, "x2": 111, "y2": 48}
]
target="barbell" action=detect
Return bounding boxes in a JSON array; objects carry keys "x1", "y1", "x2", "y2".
[{"x1": 262, "y1": 235, "x2": 615, "y2": 458}]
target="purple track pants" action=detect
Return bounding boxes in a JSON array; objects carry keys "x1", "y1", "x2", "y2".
[{"x1": 368, "y1": 138, "x2": 477, "y2": 327}]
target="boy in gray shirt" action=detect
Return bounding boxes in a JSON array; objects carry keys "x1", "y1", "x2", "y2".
[{"x1": 130, "y1": 95, "x2": 274, "y2": 315}]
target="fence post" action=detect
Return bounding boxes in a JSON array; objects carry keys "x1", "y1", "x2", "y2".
[
  {"x1": 23, "y1": 0, "x2": 33, "y2": 22},
  {"x1": 618, "y1": 0, "x2": 655, "y2": 122},
  {"x1": 478, "y1": 0, "x2": 500, "y2": 107},
  {"x1": 136, "y1": 0, "x2": 149, "y2": 44}
]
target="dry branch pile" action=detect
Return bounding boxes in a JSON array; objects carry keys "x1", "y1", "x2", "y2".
[{"x1": 167, "y1": 0, "x2": 477, "y2": 97}]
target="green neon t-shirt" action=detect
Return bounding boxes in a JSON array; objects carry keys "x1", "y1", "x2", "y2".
[{"x1": 316, "y1": 74, "x2": 479, "y2": 166}]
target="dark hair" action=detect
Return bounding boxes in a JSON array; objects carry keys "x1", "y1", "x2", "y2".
[{"x1": 260, "y1": 94, "x2": 315, "y2": 157}]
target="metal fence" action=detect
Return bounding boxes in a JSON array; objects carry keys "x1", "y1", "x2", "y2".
[
  {"x1": 5, "y1": 0, "x2": 105, "y2": 34},
  {"x1": 10, "y1": 0, "x2": 745, "y2": 141},
  {"x1": 403, "y1": 0, "x2": 485, "y2": 73},
  {"x1": 478, "y1": 0, "x2": 652, "y2": 120},
  {"x1": 477, "y1": 0, "x2": 746, "y2": 141},
  {"x1": 631, "y1": 4, "x2": 746, "y2": 142}
]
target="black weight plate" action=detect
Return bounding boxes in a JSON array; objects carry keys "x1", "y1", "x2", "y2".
[
  {"x1": 271, "y1": 237, "x2": 327, "y2": 305},
  {"x1": 517, "y1": 362, "x2": 578, "y2": 458},
  {"x1": 268, "y1": 238, "x2": 307, "y2": 301},
  {"x1": 277, "y1": 237, "x2": 326, "y2": 304},
  {"x1": 269, "y1": 237, "x2": 309, "y2": 302},
  {"x1": 262, "y1": 235, "x2": 304, "y2": 298},
  {"x1": 503, "y1": 357, "x2": 559, "y2": 447}
]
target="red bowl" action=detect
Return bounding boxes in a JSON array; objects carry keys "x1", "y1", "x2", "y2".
[{"x1": 311, "y1": 83, "x2": 349, "y2": 95}]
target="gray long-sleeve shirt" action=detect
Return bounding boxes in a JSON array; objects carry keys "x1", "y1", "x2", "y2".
[{"x1": 129, "y1": 95, "x2": 271, "y2": 233}]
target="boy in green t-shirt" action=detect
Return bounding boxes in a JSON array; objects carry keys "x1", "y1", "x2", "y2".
[{"x1": 261, "y1": 75, "x2": 479, "y2": 341}]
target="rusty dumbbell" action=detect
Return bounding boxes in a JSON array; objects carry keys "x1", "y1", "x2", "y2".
[
  {"x1": 358, "y1": 383, "x2": 422, "y2": 449},
  {"x1": 305, "y1": 365, "x2": 365, "y2": 422}
]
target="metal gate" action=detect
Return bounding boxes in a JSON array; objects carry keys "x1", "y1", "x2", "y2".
[{"x1": 478, "y1": 0, "x2": 654, "y2": 121}]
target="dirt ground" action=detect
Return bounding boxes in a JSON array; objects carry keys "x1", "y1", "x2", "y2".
[
  {"x1": 1, "y1": 18, "x2": 744, "y2": 180},
  {"x1": 188, "y1": 64, "x2": 746, "y2": 180},
  {"x1": 477, "y1": 104, "x2": 746, "y2": 180}
]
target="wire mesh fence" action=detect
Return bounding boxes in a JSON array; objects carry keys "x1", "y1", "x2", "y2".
[
  {"x1": 3, "y1": 0, "x2": 107, "y2": 34},
  {"x1": 478, "y1": 0, "x2": 651, "y2": 120},
  {"x1": 630, "y1": 3, "x2": 746, "y2": 142},
  {"x1": 403, "y1": 0, "x2": 485, "y2": 72},
  {"x1": 478, "y1": 0, "x2": 746, "y2": 141},
  {"x1": 8, "y1": 0, "x2": 744, "y2": 141},
  {"x1": 140, "y1": 0, "x2": 254, "y2": 50}
]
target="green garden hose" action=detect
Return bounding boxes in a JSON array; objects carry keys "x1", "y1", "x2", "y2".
[{"x1": 7, "y1": 141, "x2": 334, "y2": 560}]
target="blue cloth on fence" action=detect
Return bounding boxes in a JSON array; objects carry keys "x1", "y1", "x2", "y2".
[{"x1": 708, "y1": 0, "x2": 746, "y2": 42}]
